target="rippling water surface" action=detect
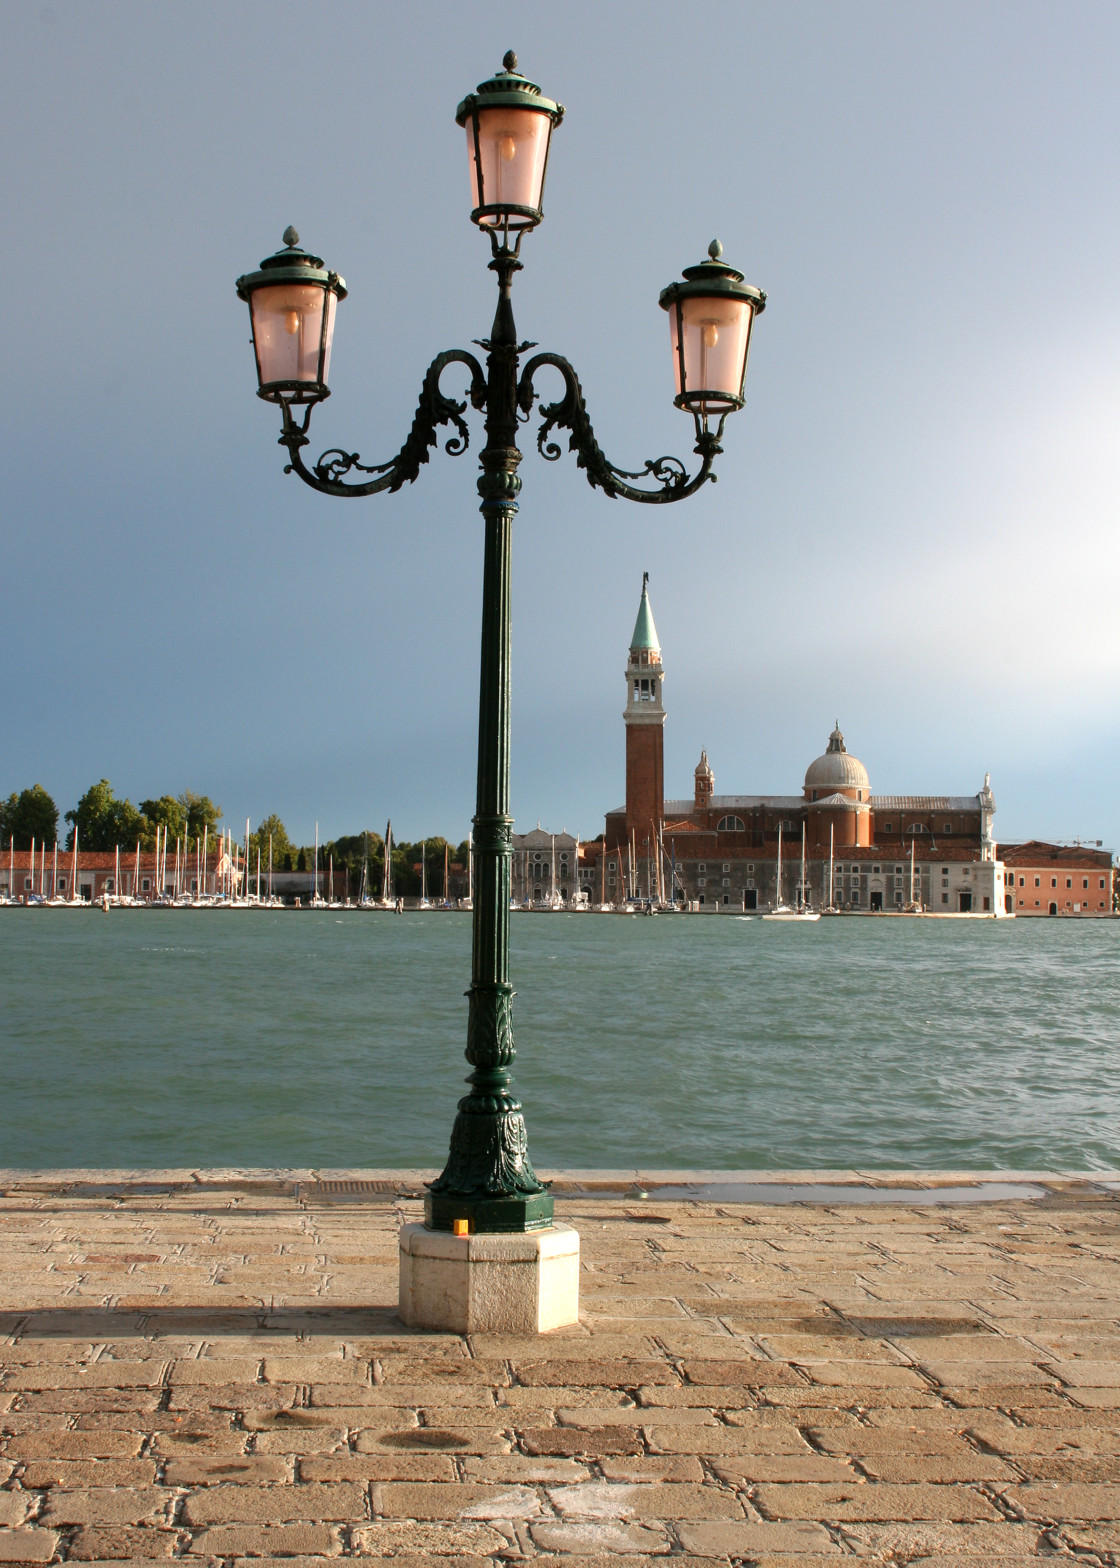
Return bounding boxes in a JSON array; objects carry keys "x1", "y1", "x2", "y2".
[{"x1": 0, "y1": 910, "x2": 1117, "y2": 1170}]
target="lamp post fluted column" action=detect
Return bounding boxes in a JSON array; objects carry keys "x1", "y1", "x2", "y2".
[{"x1": 426, "y1": 248, "x2": 553, "y2": 1232}]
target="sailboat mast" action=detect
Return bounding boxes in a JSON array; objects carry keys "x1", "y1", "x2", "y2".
[
  {"x1": 421, "y1": 839, "x2": 426, "y2": 903},
  {"x1": 775, "y1": 822, "x2": 783, "y2": 909},
  {"x1": 829, "y1": 823, "x2": 834, "y2": 909},
  {"x1": 269, "y1": 833, "x2": 273, "y2": 901},
  {"x1": 910, "y1": 836, "x2": 916, "y2": 907},
  {"x1": 800, "y1": 821, "x2": 807, "y2": 911}
]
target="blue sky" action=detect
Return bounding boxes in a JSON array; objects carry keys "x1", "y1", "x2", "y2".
[{"x1": 3, "y1": 1, "x2": 1119, "y2": 849}]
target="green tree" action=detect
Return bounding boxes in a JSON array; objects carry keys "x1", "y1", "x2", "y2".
[
  {"x1": 64, "y1": 780, "x2": 144, "y2": 852},
  {"x1": 250, "y1": 814, "x2": 291, "y2": 869},
  {"x1": 389, "y1": 836, "x2": 455, "y2": 898},
  {"x1": 139, "y1": 795, "x2": 187, "y2": 842},
  {"x1": 1, "y1": 784, "x2": 60, "y2": 849},
  {"x1": 327, "y1": 831, "x2": 384, "y2": 900},
  {"x1": 180, "y1": 792, "x2": 222, "y2": 840}
]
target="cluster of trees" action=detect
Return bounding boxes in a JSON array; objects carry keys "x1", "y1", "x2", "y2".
[
  {"x1": 0, "y1": 780, "x2": 223, "y2": 852},
  {"x1": 1, "y1": 781, "x2": 470, "y2": 899},
  {"x1": 0, "y1": 786, "x2": 59, "y2": 850},
  {"x1": 277, "y1": 831, "x2": 471, "y2": 899}
]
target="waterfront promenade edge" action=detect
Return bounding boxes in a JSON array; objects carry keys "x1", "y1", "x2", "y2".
[{"x1": 0, "y1": 1169, "x2": 1118, "y2": 1563}]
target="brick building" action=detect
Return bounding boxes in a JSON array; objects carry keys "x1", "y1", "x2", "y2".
[
  {"x1": 2, "y1": 850, "x2": 231, "y2": 903},
  {"x1": 1000, "y1": 842, "x2": 1113, "y2": 916},
  {"x1": 599, "y1": 579, "x2": 1112, "y2": 915}
]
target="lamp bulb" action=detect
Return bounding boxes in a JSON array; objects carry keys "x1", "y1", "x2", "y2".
[
  {"x1": 499, "y1": 135, "x2": 517, "y2": 162},
  {"x1": 702, "y1": 322, "x2": 719, "y2": 349},
  {"x1": 284, "y1": 309, "x2": 301, "y2": 336}
]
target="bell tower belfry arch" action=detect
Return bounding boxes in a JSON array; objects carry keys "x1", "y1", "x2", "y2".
[{"x1": 623, "y1": 573, "x2": 665, "y2": 847}]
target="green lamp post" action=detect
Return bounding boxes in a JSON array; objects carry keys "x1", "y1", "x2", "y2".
[{"x1": 236, "y1": 52, "x2": 766, "y2": 1236}]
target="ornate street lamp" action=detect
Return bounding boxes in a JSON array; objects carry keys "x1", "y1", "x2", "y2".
[{"x1": 235, "y1": 52, "x2": 766, "y2": 1243}]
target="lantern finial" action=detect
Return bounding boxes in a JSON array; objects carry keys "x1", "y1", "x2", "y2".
[
  {"x1": 708, "y1": 238, "x2": 722, "y2": 261},
  {"x1": 503, "y1": 50, "x2": 518, "y2": 72},
  {"x1": 283, "y1": 226, "x2": 300, "y2": 248}
]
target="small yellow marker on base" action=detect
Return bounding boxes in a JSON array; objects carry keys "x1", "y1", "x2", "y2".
[{"x1": 452, "y1": 1218, "x2": 470, "y2": 1236}]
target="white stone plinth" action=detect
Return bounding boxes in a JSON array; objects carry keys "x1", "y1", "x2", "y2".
[{"x1": 398, "y1": 1222, "x2": 580, "y2": 1334}]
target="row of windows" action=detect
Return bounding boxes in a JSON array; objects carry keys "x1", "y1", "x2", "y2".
[
  {"x1": 1013, "y1": 875, "x2": 1106, "y2": 890},
  {"x1": 880, "y1": 822, "x2": 960, "y2": 835},
  {"x1": 1016, "y1": 899, "x2": 1108, "y2": 910}
]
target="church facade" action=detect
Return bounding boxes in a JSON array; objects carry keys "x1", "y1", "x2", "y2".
[{"x1": 601, "y1": 578, "x2": 1018, "y2": 914}]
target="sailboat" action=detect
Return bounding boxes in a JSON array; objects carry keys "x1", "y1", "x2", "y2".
[
  {"x1": 378, "y1": 820, "x2": 394, "y2": 908},
  {"x1": 763, "y1": 822, "x2": 820, "y2": 922},
  {"x1": 418, "y1": 838, "x2": 431, "y2": 909},
  {"x1": 904, "y1": 834, "x2": 923, "y2": 913},
  {"x1": 310, "y1": 822, "x2": 326, "y2": 908},
  {"x1": 821, "y1": 822, "x2": 841, "y2": 915},
  {"x1": 461, "y1": 829, "x2": 473, "y2": 911}
]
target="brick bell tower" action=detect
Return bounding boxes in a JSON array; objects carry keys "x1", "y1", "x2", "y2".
[{"x1": 624, "y1": 573, "x2": 665, "y2": 847}]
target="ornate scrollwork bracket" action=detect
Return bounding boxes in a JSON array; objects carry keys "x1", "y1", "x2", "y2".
[
  {"x1": 277, "y1": 349, "x2": 487, "y2": 498},
  {"x1": 517, "y1": 352, "x2": 725, "y2": 504}
]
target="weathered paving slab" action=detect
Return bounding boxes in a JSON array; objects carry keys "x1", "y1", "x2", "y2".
[{"x1": 0, "y1": 1171, "x2": 1118, "y2": 1565}]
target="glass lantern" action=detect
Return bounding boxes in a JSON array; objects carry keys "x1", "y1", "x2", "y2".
[
  {"x1": 457, "y1": 52, "x2": 564, "y2": 232},
  {"x1": 236, "y1": 228, "x2": 347, "y2": 403},
  {"x1": 659, "y1": 242, "x2": 766, "y2": 420}
]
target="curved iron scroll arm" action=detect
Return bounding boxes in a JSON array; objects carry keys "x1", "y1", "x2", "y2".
[
  {"x1": 279, "y1": 349, "x2": 487, "y2": 497},
  {"x1": 516, "y1": 352, "x2": 725, "y2": 503}
]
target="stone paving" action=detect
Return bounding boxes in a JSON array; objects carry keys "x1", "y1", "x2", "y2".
[{"x1": 0, "y1": 1171, "x2": 1119, "y2": 1568}]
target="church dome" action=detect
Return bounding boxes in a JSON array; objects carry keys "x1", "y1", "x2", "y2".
[{"x1": 804, "y1": 724, "x2": 869, "y2": 795}]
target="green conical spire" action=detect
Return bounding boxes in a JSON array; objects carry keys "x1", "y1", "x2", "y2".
[{"x1": 630, "y1": 571, "x2": 660, "y2": 653}]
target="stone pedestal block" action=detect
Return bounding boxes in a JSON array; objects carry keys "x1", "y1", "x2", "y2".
[{"x1": 398, "y1": 1222, "x2": 580, "y2": 1334}]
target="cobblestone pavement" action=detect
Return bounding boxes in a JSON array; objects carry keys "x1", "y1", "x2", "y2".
[{"x1": 0, "y1": 1172, "x2": 1119, "y2": 1568}]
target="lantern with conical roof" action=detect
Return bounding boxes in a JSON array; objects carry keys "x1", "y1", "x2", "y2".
[
  {"x1": 457, "y1": 52, "x2": 564, "y2": 233},
  {"x1": 659, "y1": 241, "x2": 766, "y2": 422},
  {"x1": 236, "y1": 228, "x2": 347, "y2": 404}
]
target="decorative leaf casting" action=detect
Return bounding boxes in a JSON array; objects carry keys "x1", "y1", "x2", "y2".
[
  {"x1": 517, "y1": 352, "x2": 724, "y2": 504},
  {"x1": 279, "y1": 350, "x2": 486, "y2": 498},
  {"x1": 429, "y1": 1104, "x2": 546, "y2": 1198}
]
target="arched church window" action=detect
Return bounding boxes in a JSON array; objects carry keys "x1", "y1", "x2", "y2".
[{"x1": 716, "y1": 816, "x2": 745, "y2": 832}]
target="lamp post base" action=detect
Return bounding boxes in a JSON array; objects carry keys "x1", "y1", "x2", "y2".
[
  {"x1": 424, "y1": 1189, "x2": 554, "y2": 1233},
  {"x1": 399, "y1": 1221, "x2": 580, "y2": 1334}
]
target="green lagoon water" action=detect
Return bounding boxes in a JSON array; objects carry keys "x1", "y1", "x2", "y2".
[{"x1": 0, "y1": 909, "x2": 1117, "y2": 1171}]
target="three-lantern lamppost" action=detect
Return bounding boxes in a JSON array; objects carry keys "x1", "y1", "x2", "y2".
[{"x1": 236, "y1": 53, "x2": 766, "y2": 1239}]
